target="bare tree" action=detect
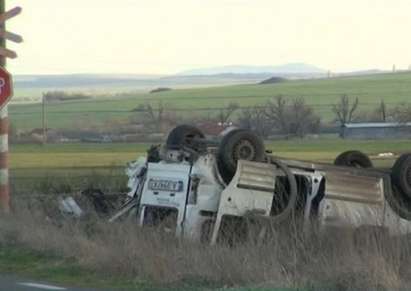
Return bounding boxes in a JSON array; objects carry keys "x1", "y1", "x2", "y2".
[
  {"x1": 356, "y1": 100, "x2": 388, "y2": 123},
  {"x1": 216, "y1": 102, "x2": 239, "y2": 125},
  {"x1": 289, "y1": 98, "x2": 321, "y2": 137},
  {"x1": 144, "y1": 102, "x2": 165, "y2": 130},
  {"x1": 372, "y1": 99, "x2": 388, "y2": 122},
  {"x1": 392, "y1": 103, "x2": 411, "y2": 123},
  {"x1": 265, "y1": 96, "x2": 321, "y2": 138},
  {"x1": 238, "y1": 106, "x2": 271, "y2": 138},
  {"x1": 332, "y1": 95, "x2": 359, "y2": 126},
  {"x1": 132, "y1": 101, "x2": 166, "y2": 132},
  {"x1": 265, "y1": 96, "x2": 288, "y2": 133}
]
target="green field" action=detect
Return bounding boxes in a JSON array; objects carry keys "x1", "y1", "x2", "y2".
[
  {"x1": 9, "y1": 71, "x2": 411, "y2": 131},
  {"x1": 8, "y1": 138, "x2": 411, "y2": 184},
  {"x1": 9, "y1": 139, "x2": 411, "y2": 170},
  {"x1": 8, "y1": 138, "x2": 409, "y2": 195},
  {"x1": 10, "y1": 143, "x2": 148, "y2": 169},
  {"x1": 8, "y1": 70, "x2": 411, "y2": 193}
]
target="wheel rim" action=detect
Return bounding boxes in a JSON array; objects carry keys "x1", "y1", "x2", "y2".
[{"x1": 232, "y1": 139, "x2": 255, "y2": 162}]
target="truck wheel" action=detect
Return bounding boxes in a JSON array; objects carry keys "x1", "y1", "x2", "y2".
[
  {"x1": 166, "y1": 125, "x2": 205, "y2": 151},
  {"x1": 269, "y1": 157, "x2": 298, "y2": 223},
  {"x1": 217, "y1": 129, "x2": 266, "y2": 183},
  {"x1": 392, "y1": 153, "x2": 411, "y2": 199},
  {"x1": 334, "y1": 151, "x2": 373, "y2": 168},
  {"x1": 385, "y1": 184, "x2": 411, "y2": 221}
]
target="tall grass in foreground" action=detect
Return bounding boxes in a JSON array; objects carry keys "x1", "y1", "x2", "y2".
[{"x1": 1, "y1": 200, "x2": 411, "y2": 290}]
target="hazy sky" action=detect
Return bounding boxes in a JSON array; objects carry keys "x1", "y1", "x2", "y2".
[{"x1": 5, "y1": 0, "x2": 411, "y2": 74}]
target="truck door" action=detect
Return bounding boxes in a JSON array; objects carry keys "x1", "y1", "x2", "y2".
[{"x1": 139, "y1": 162, "x2": 192, "y2": 236}]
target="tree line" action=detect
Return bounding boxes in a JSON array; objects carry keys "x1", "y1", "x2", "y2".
[
  {"x1": 40, "y1": 90, "x2": 411, "y2": 139},
  {"x1": 132, "y1": 95, "x2": 411, "y2": 138}
]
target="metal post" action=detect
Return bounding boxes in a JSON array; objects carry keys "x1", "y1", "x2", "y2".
[
  {"x1": 0, "y1": 0, "x2": 10, "y2": 212},
  {"x1": 42, "y1": 94, "x2": 47, "y2": 144}
]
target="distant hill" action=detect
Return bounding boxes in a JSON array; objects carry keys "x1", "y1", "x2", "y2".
[
  {"x1": 14, "y1": 74, "x2": 165, "y2": 89},
  {"x1": 12, "y1": 73, "x2": 275, "y2": 96},
  {"x1": 14, "y1": 73, "x2": 289, "y2": 89},
  {"x1": 12, "y1": 66, "x2": 389, "y2": 100},
  {"x1": 177, "y1": 63, "x2": 327, "y2": 76}
]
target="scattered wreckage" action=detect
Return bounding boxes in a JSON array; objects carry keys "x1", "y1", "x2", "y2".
[{"x1": 65, "y1": 125, "x2": 411, "y2": 243}]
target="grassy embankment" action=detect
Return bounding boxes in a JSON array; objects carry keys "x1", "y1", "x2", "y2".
[
  {"x1": 1, "y1": 205, "x2": 408, "y2": 291},
  {"x1": 0, "y1": 139, "x2": 409, "y2": 290}
]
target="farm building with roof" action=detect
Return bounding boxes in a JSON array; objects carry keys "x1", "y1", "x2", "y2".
[{"x1": 341, "y1": 122, "x2": 411, "y2": 139}]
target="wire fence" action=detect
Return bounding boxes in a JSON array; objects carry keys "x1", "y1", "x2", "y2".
[{"x1": 10, "y1": 101, "x2": 411, "y2": 116}]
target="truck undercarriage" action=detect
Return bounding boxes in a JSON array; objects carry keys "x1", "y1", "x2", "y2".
[{"x1": 108, "y1": 125, "x2": 411, "y2": 243}]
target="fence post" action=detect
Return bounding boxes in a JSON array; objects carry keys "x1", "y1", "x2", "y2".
[{"x1": 42, "y1": 94, "x2": 47, "y2": 144}]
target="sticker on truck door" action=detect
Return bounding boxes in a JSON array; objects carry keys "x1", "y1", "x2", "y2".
[{"x1": 148, "y1": 178, "x2": 183, "y2": 192}]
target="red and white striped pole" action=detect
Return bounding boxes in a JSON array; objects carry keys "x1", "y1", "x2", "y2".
[
  {"x1": 0, "y1": 105, "x2": 9, "y2": 212},
  {"x1": 0, "y1": 4, "x2": 22, "y2": 212},
  {"x1": 0, "y1": 0, "x2": 9, "y2": 212}
]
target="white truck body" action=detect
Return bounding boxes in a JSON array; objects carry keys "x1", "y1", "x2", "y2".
[{"x1": 122, "y1": 148, "x2": 411, "y2": 243}]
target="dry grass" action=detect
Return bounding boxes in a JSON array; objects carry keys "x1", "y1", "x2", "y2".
[{"x1": 1, "y1": 199, "x2": 411, "y2": 290}]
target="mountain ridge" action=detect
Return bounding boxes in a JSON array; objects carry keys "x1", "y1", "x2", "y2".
[{"x1": 177, "y1": 63, "x2": 326, "y2": 76}]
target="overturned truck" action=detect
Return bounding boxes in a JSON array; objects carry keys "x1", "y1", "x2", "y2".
[{"x1": 110, "y1": 125, "x2": 411, "y2": 243}]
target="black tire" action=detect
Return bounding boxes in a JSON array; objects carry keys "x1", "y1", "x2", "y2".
[
  {"x1": 165, "y1": 125, "x2": 205, "y2": 151},
  {"x1": 392, "y1": 153, "x2": 411, "y2": 199},
  {"x1": 385, "y1": 184, "x2": 411, "y2": 221},
  {"x1": 334, "y1": 150, "x2": 373, "y2": 168},
  {"x1": 217, "y1": 129, "x2": 266, "y2": 184},
  {"x1": 268, "y1": 157, "x2": 298, "y2": 223}
]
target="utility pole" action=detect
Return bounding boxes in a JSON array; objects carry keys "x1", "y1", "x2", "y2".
[{"x1": 0, "y1": 0, "x2": 9, "y2": 212}]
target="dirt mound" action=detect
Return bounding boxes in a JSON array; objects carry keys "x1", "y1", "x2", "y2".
[{"x1": 259, "y1": 76, "x2": 286, "y2": 84}]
